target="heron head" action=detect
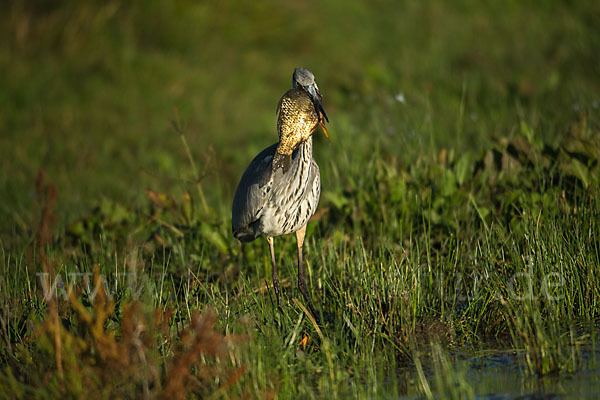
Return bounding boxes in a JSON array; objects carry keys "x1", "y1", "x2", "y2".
[{"x1": 293, "y1": 68, "x2": 329, "y2": 125}]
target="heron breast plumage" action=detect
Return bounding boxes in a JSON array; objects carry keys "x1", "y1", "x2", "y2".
[{"x1": 231, "y1": 138, "x2": 320, "y2": 242}]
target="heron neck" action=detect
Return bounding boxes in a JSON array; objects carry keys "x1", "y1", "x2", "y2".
[
  {"x1": 298, "y1": 136, "x2": 313, "y2": 162},
  {"x1": 302, "y1": 135, "x2": 313, "y2": 150}
]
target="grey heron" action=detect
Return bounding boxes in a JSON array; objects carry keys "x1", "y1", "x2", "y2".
[{"x1": 232, "y1": 67, "x2": 328, "y2": 316}]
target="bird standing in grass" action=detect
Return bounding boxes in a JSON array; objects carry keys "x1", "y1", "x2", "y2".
[{"x1": 232, "y1": 68, "x2": 329, "y2": 315}]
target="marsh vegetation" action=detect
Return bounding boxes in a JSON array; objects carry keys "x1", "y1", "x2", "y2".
[{"x1": 1, "y1": 0, "x2": 599, "y2": 398}]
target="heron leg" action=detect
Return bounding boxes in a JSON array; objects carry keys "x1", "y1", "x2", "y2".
[
  {"x1": 266, "y1": 236, "x2": 282, "y2": 305},
  {"x1": 296, "y1": 225, "x2": 318, "y2": 317}
]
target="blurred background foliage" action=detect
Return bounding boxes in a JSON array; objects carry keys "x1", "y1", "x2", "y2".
[{"x1": 1, "y1": 0, "x2": 599, "y2": 237}]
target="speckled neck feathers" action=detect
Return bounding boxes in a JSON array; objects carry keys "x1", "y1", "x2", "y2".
[{"x1": 272, "y1": 88, "x2": 320, "y2": 173}]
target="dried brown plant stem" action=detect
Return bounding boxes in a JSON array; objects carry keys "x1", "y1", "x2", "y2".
[{"x1": 34, "y1": 170, "x2": 63, "y2": 382}]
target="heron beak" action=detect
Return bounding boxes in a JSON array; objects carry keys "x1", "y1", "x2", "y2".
[
  {"x1": 319, "y1": 119, "x2": 329, "y2": 141},
  {"x1": 312, "y1": 85, "x2": 330, "y2": 141},
  {"x1": 314, "y1": 86, "x2": 329, "y2": 123}
]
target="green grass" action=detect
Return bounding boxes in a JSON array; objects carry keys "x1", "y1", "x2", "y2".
[{"x1": 1, "y1": 0, "x2": 600, "y2": 398}]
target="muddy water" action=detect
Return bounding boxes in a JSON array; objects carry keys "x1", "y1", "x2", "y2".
[
  {"x1": 402, "y1": 347, "x2": 600, "y2": 399},
  {"x1": 458, "y1": 349, "x2": 600, "y2": 399}
]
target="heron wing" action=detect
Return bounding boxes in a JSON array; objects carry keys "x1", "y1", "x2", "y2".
[{"x1": 231, "y1": 143, "x2": 278, "y2": 242}]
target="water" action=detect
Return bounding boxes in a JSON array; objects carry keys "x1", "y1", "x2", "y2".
[
  {"x1": 401, "y1": 346, "x2": 600, "y2": 399},
  {"x1": 458, "y1": 348, "x2": 600, "y2": 399}
]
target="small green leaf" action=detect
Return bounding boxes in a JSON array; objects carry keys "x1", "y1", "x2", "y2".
[
  {"x1": 469, "y1": 195, "x2": 489, "y2": 230},
  {"x1": 520, "y1": 121, "x2": 543, "y2": 150},
  {"x1": 68, "y1": 220, "x2": 85, "y2": 236},
  {"x1": 520, "y1": 121, "x2": 535, "y2": 144},
  {"x1": 181, "y1": 193, "x2": 194, "y2": 225},
  {"x1": 389, "y1": 178, "x2": 406, "y2": 202},
  {"x1": 571, "y1": 158, "x2": 590, "y2": 189},
  {"x1": 455, "y1": 151, "x2": 473, "y2": 186},
  {"x1": 324, "y1": 191, "x2": 349, "y2": 210},
  {"x1": 110, "y1": 203, "x2": 130, "y2": 224},
  {"x1": 201, "y1": 223, "x2": 228, "y2": 255},
  {"x1": 439, "y1": 169, "x2": 457, "y2": 197}
]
